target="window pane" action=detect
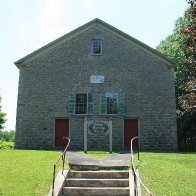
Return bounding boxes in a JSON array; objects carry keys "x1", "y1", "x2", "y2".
[
  {"x1": 75, "y1": 93, "x2": 87, "y2": 114},
  {"x1": 106, "y1": 93, "x2": 118, "y2": 114},
  {"x1": 92, "y1": 40, "x2": 102, "y2": 54},
  {"x1": 93, "y1": 47, "x2": 101, "y2": 54}
]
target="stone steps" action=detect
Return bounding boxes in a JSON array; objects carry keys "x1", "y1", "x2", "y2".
[
  {"x1": 63, "y1": 187, "x2": 130, "y2": 196},
  {"x1": 65, "y1": 178, "x2": 129, "y2": 187},
  {"x1": 69, "y1": 170, "x2": 129, "y2": 178},
  {"x1": 63, "y1": 171, "x2": 131, "y2": 196}
]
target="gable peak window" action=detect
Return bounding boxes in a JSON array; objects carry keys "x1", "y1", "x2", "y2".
[{"x1": 92, "y1": 39, "x2": 102, "y2": 55}]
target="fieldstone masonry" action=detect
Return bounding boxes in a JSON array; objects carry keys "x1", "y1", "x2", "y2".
[{"x1": 15, "y1": 19, "x2": 178, "y2": 150}]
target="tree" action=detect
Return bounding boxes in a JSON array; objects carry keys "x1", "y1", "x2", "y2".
[
  {"x1": 179, "y1": 1, "x2": 196, "y2": 110},
  {"x1": 156, "y1": 1, "x2": 196, "y2": 151},
  {"x1": 0, "y1": 95, "x2": 6, "y2": 130},
  {"x1": 156, "y1": 17, "x2": 192, "y2": 110}
]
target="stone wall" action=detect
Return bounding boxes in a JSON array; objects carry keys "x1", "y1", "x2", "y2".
[{"x1": 15, "y1": 23, "x2": 177, "y2": 150}]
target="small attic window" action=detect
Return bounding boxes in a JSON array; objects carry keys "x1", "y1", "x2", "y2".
[{"x1": 92, "y1": 39, "x2": 102, "y2": 55}]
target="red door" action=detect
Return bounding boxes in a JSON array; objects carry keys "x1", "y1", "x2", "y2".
[
  {"x1": 124, "y1": 119, "x2": 138, "y2": 150},
  {"x1": 55, "y1": 119, "x2": 69, "y2": 148}
]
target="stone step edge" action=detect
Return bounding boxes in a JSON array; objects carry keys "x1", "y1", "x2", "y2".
[
  {"x1": 68, "y1": 170, "x2": 129, "y2": 177},
  {"x1": 63, "y1": 187, "x2": 129, "y2": 190},
  {"x1": 69, "y1": 164, "x2": 129, "y2": 170},
  {"x1": 69, "y1": 171, "x2": 129, "y2": 173},
  {"x1": 66, "y1": 178, "x2": 128, "y2": 180}
]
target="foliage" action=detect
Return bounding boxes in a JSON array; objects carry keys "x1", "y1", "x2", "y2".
[
  {"x1": 138, "y1": 151, "x2": 196, "y2": 196},
  {"x1": 179, "y1": 3, "x2": 196, "y2": 110},
  {"x1": 179, "y1": 80, "x2": 196, "y2": 110},
  {"x1": 156, "y1": 3, "x2": 196, "y2": 111},
  {"x1": 156, "y1": 18, "x2": 192, "y2": 110},
  {"x1": 0, "y1": 130, "x2": 15, "y2": 142},
  {"x1": 156, "y1": 2, "x2": 196, "y2": 151},
  {"x1": 0, "y1": 96, "x2": 6, "y2": 130},
  {"x1": 0, "y1": 149, "x2": 65, "y2": 196},
  {"x1": 0, "y1": 140, "x2": 14, "y2": 149},
  {"x1": 177, "y1": 110, "x2": 196, "y2": 151}
]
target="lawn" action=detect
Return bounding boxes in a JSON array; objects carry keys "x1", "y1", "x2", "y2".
[
  {"x1": 0, "y1": 149, "x2": 68, "y2": 196},
  {"x1": 136, "y1": 151, "x2": 196, "y2": 196},
  {"x1": 0, "y1": 149, "x2": 195, "y2": 196}
]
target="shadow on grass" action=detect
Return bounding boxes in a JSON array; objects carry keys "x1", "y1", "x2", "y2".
[{"x1": 140, "y1": 150, "x2": 196, "y2": 154}]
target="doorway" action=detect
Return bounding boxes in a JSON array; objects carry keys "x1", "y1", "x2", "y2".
[
  {"x1": 124, "y1": 119, "x2": 138, "y2": 149},
  {"x1": 55, "y1": 119, "x2": 69, "y2": 148}
]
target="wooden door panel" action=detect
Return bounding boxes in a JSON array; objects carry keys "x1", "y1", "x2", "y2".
[
  {"x1": 55, "y1": 119, "x2": 69, "y2": 148},
  {"x1": 124, "y1": 119, "x2": 138, "y2": 149}
]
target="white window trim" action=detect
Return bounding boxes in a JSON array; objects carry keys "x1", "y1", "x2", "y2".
[{"x1": 91, "y1": 39, "x2": 102, "y2": 55}]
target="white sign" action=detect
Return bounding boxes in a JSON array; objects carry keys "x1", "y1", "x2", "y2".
[{"x1": 90, "y1": 75, "x2": 104, "y2": 83}]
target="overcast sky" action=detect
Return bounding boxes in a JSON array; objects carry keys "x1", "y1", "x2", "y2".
[{"x1": 0, "y1": 0, "x2": 188, "y2": 131}]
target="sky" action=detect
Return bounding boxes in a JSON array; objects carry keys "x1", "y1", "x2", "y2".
[{"x1": 0, "y1": 0, "x2": 188, "y2": 131}]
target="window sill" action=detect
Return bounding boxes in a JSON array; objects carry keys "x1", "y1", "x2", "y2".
[{"x1": 91, "y1": 53, "x2": 102, "y2": 56}]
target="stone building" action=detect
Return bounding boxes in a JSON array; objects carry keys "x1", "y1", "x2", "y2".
[{"x1": 14, "y1": 18, "x2": 178, "y2": 150}]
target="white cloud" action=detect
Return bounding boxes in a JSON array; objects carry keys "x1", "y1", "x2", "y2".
[
  {"x1": 83, "y1": 0, "x2": 96, "y2": 17},
  {"x1": 37, "y1": 0, "x2": 72, "y2": 47},
  {"x1": 159, "y1": 0, "x2": 179, "y2": 8},
  {"x1": 37, "y1": 25, "x2": 71, "y2": 47},
  {"x1": 40, "y1": 0, "x2": 64, "y2": 26}
]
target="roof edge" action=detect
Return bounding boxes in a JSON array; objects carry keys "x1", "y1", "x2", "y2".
[
  {"x1": 14, "y1": 18, "x2": 176, "y2": 68},
  {"x1": 95, "y1": 19, "x2": 176, "y2": 66},
  {"x1": 14, "y1": 18, "x2": 100, "y2": 68}
]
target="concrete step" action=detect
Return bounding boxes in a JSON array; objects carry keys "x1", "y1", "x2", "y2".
[
  {"x1": 63, "y1": 187, "x2": 130, "y2": 196},
  {"x1": 68, "y1": 171, "x2": 129, "y2": 179},
  {"x1": 65, "y1": 178, "x2": 129, "y2": 187},
  {"x1": 69, "y1": 163, "x2": 100, "y2": 171}
]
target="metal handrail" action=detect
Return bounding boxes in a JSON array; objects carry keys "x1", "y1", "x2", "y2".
[
  {"x1": 52, "y1": 137, "x2": 70, "y2": 196},
  {"x1": 131, "y1": 136, "x2": 153, "y2": 196}
]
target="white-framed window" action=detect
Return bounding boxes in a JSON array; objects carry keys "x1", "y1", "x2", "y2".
[
  {"x1": 106, "y1": 93, "x2": 118, "y2": 114},
  {"x1": 92, "y1": 39, "x2": 102, "y2": 55},
  {"x1": 68, "y1": 93, "x2": 94, "y2": 115},
  {"x1": 100, "y1": 93, "x2": 125, "y2": 115},
  {"x1": 75, "y1": 93, "x2": 87, "y2": 114}
]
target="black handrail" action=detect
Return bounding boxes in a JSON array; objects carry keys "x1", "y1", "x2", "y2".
[
  {"x1": 131, "y1": 136, "x2": 152, "y2": 196},
  {"x1": 52, "y1": 137, "x2": 70, "y2": 196}
]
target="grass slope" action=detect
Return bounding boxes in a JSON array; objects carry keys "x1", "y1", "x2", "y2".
[
  {"x1": 138, "y1": 151, "x2": 196, "y2": 196},
  {"x1": 0, "y1": 149, "x2": 68, "y2": 196}
]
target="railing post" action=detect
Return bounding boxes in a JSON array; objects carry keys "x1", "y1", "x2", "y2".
[
  {"x1": 52, "y1": 165, "x2": 56, "y2": 196},
  {"x1": 131, "y1": 136, "x2": 152, "y2": 195},
  {"x1": 138, "y1": 137, "x2": 139, "y2": 161},
  {"x1": 62, "y1": 137, "x2": 64, "y2": 153},
  {"x1": 52, "y1": 137, "x2": 70, "y2": 196},
  {"x1": 62, "y1": 153, "x2": 65, "y2": 175},
  {"x1": 84, "y1": 117, "x2": 87, "y2": 153}
]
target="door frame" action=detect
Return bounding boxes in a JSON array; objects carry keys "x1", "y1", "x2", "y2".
[
  {"x1": 123, "y1": 117, "x2": 140, "y2": 149},
  {"x1": 53, "y1": 118, "x2": 70, "y2": 148}
]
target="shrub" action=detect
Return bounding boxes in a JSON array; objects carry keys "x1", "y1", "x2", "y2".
[
  {"x1": 0, "y1": 140, "x2": 14, "y2": 149},
  {"x1": 0, "y1": 130, "x2": 15, "y2": 142}
]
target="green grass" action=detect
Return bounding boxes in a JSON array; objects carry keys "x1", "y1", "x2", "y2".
[
  {"x1": 136, "y1": 151, "x2": 196, "y2": 196},
  {"x1": 0, "y1": 149, "x2": 68, "y2": 196},
  {"x1": 1, "y1": 149, "x2": 195, "y2": 196}
]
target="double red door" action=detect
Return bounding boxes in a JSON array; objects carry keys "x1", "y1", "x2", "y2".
[
  {"x1": 124, "y1": 119, "x2": 138, "y2": 150},
  {"x1": 55, "y1": 119, "x2": 69, "y2": 148}
]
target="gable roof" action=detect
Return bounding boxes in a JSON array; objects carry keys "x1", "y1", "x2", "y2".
[{"x1": 14, "y1": 18, "x2": 176, "y2": 68}]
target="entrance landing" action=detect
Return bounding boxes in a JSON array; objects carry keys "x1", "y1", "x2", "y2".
[{"x1": 66, "y1": 151, "x2": 131, "y2": 170}]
